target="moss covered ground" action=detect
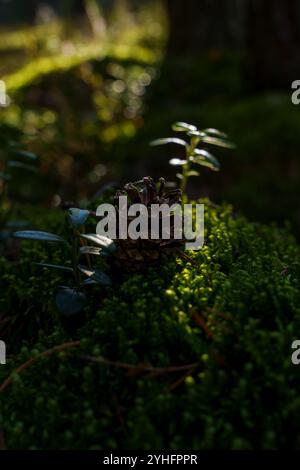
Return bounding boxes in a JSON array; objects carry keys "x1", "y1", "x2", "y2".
[{"x1": 1, "y1": 199, "x2": 300, "y2": 449}]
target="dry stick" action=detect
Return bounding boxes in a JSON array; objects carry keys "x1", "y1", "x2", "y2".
[
  {"x1": 191, "y1": 311, "x2": 214, "y2": 339},
  {"x1": 167, "y1": 365, "x2": 198, "y2": 392},
  {"x1": 0, "y1": 342, "x2": 199, "y2": 394},
  {"x1": 78, "y1": 355, "x2": 199, "y2": 376},
  {"x1": 0, "y1": 340, "x2": 81, "y2": 394},
  {"x1": 176, "y1": 249, "x2": 200, "y2": 267},
  {"x1": 206, "y1": 307, "x2": 233, "y2": 321}
]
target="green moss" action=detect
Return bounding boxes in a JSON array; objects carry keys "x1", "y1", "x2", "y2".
[{"x1": 1, "y1": 199, "x2": 300, "y2": 449}]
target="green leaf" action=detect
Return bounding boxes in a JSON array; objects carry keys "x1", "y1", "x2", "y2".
[
  {"x1": 55, "y1": 288, "x2": 86, "y2": 316},
  {"x1": 80, "y1": 234, "x2": 116, "y2": 253},
  {"x1": 7, "y1": 161, "x2": 38, "y2": 172},
  {"x1": 11, "y1": 150, "x2": 38, "y2": 161},
  {"x1": 34, "y1": 263, "x2": 74, "y2": 273},
  {"x1": 13, "y1": 230, "x2": 66, "y2": 243},
  {"x1": 150, "y1": 138, "x2": 187, "y2": 147},
  {"x1": 186, "y1": 170, "x2": 200, "y2": 177},
  {"x1": 201, "y1": 135, "x2": 236, "y2": 149},
  {"x1": 92, "y1": 271, "x2": 111, "y2": 286},
  {"x1": 78, "y1": 265, "x2": 95, "y2": 277},
  {"x1": 79, "y1": 265, "x2": 111, "y2": 286},
  {"x1": 82, "y1": 278, "x2": 99, "y2": 286},
  {"x1": 82, "y1": 276, "x2": 110, "y2": 286},
  {"x1": 169, "y1": 158, "x2": 187, "y2": 166},
  {"x1": 191, "y1": 149, "x2": 220, "y2": 171},
  {"x1": 68, "y1": 208, "x2": 90, "y2": 228},
  {"x1": 172, "y1": 122, "x2": 197, "y2": 132},
  {"x1": 201, "y1": 128, "x2": 228, "y2": 139},
  {"x1": 79, "y1": 245, "x2": 102, "y2": 256},
  {"x1": 187, "y1": 130, "x2": 206, "y2": 138}
]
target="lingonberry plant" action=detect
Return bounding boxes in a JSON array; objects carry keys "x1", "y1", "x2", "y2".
[
  {"x1": 13, "y1": 208, "x2": 115, "y2": 316},
  {"x1": 150, "y1": 121, "x2": 235, "y2": 199},
  {"x1": 10, "y1": 121, "x2": 233, "y2": 314}
]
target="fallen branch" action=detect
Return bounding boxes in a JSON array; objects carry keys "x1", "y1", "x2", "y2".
[
  {"x1": 191, "y1": 311, "x2": 214, "y2": 339},
  {"x1": 167, "y1": 365, "x2": 198, "y2": 392},
  {"x1": 77, "y1": 355, "x2": 199, "y2": 377}
]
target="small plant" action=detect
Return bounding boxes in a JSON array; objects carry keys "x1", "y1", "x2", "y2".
[
  {"x1": 13, "y1": 208, "x2": 115, "y2": 316},
  {"x1": 150, "y1": 121, "x2": 235, "y2": 199}
]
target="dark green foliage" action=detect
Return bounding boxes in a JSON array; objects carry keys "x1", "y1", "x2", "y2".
[
  {"x1": 1, "y1": 200, "x2": 300, "y2": 449},
  {"x1": 11, "y1": 208, "x2": 114, "y2": 316}
]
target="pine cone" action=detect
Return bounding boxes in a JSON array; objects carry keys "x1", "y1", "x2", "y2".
[{"x1": 113, "y1": 177, "x2": 184, "y2": 271}]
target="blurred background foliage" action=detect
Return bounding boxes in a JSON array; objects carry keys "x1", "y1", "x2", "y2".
[{"x1": 0, "y1": 0, "x2": 300, "y2": 235}]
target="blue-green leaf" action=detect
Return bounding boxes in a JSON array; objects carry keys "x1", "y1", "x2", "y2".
[
  {"x1": 80, "y1": 234, "x2": 116, "y2": 253},
  {"x1": 191, "y1": 149, "x2": 220, "y2": 171},
  {"x1": 55, "y1": 288, "x2": 86, "y2": 316},
  {"x1": 13, "y1": 230, "x2": 66, "y2": 243},
  {"x1": 11, "y1": 150, "x2": 38, "y2": 161},
  {"x1": 186, "y1": 170, "x2": 200, "y2": 177},
  {"x1": 201, "y1": 135, "x2": 236, "y2": 149},
  {"x1": 187, "y1": 130, "x2": 207, "y2": 138},
  {"x1": 150, "y1": 138, "x2": 187, "y2": 147},
  {"x1": 82, "y1": 278, "x2": 99, "y2": 286},
  {"x1": 201, "y1": 128, "x2": 228, "y2": 139},
  {"x1": 7, "y1": 161, "x2": 38, "y2": 172},
  {"x1": 172, "y1": 122, "x2": 197, "y2": 132},
  {"x1": 169, "y1": 158, "x2": 187, "y2": 166},
  {"x1": 79, "y1": 265, "x2": 111, "y2": 286},
  {"x1": 68, "y1": 208, "x2": 90, "y2": 228},
  {"x1": 79, "y1": 245, "x2": 102, "y2": 256}
]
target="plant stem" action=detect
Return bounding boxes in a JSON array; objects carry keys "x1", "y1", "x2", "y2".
[
  {"x1": 72, "y1": 229, "x2": 80, "y2": 288},
  {"x1": 180, "y1": 162, "x2": 189, "y2": 202},
  {"x1": 180, "y1": 138, "x2": 197, "y2": 203}
]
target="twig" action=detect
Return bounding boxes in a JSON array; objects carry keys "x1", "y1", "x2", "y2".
[
  {"x1": 167, "y1": 365, "x2": 198, "y2": 392},
  {"x1": 0, "y1": 340, "x2": 81, "y2": 394},
  {"x1": 77, "y1": 354, "x2": 199, "y2": 377},
  {"x1": 206, "y1": 307, "x2": 232, "y2": 321},
  {"x1": 191, "y1": 311, "x2": 214, "y2": 339},
  {"x1": 176, "y1": 249, "x2": 200, "y2": 267}
]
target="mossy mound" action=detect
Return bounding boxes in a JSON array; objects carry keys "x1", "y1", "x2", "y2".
[{"x1": 1, "y1": 200, "x2": 300, "y2": 449}]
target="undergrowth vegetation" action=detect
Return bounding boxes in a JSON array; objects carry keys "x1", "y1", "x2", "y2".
[
  {"x1": 1, "y1": 199, "x2": 300, "y2": 449},
  {"x1": 1, "y1": 0, "x2": 300, "y2": 452}
]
